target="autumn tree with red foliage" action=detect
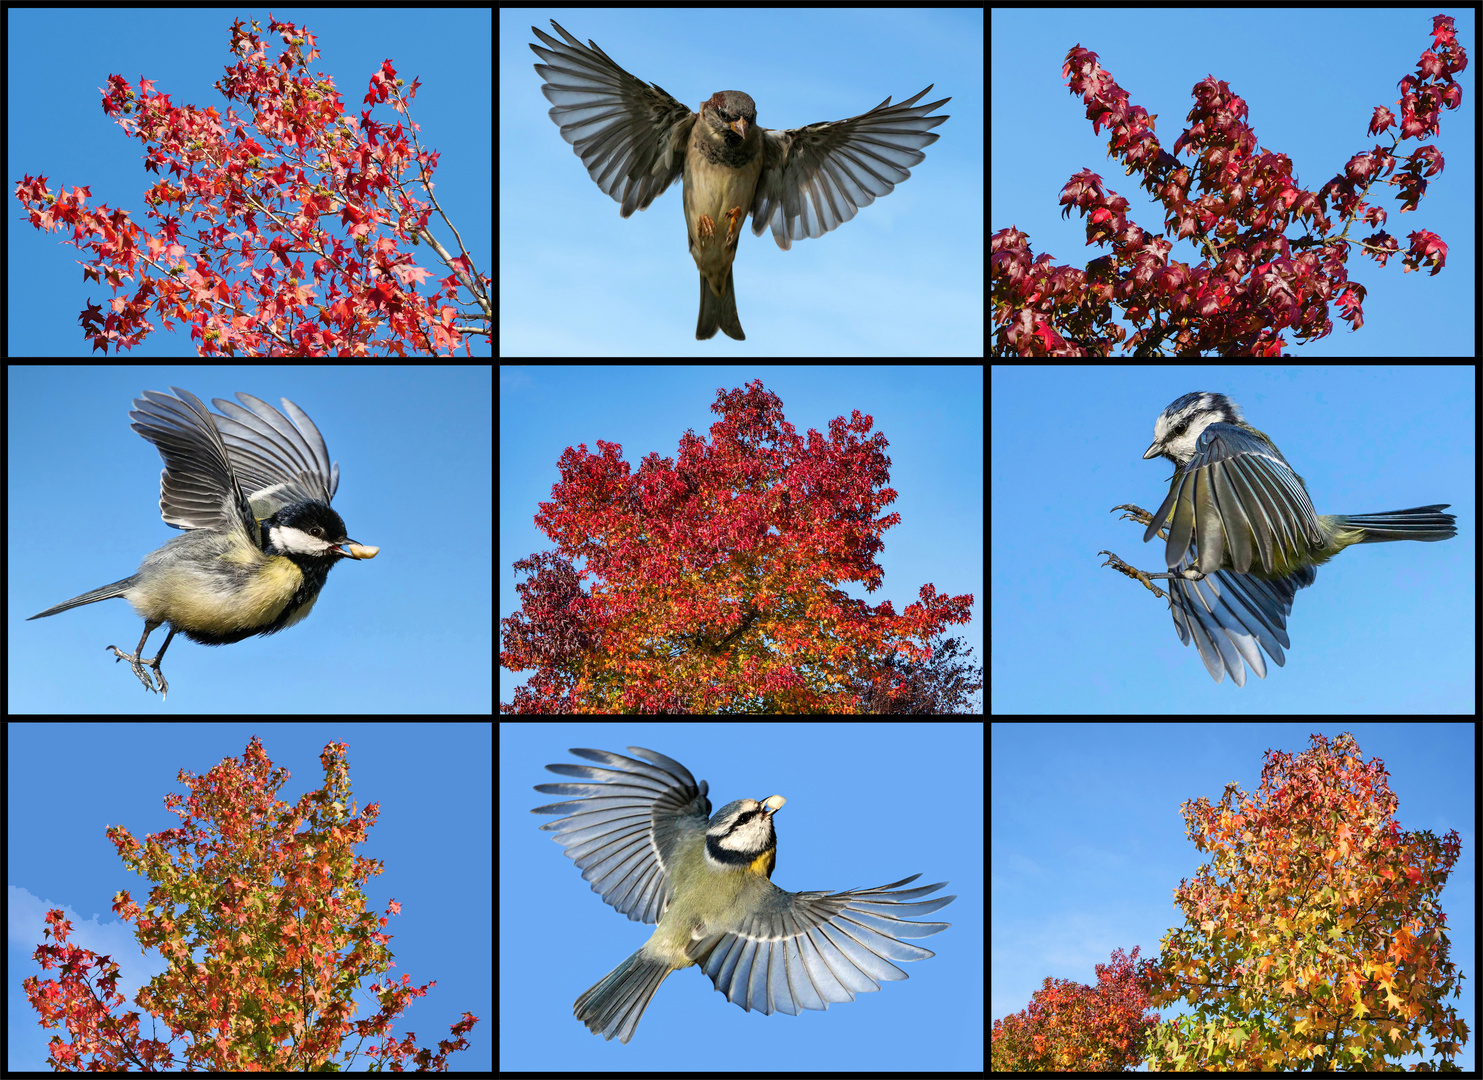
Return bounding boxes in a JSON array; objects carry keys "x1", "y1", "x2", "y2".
[
  {"x1": 14, "y1": 15, "x2": 489, "y2": 356},
  {"x1": 992, "y1": 14, "x2": 1467, "y2": 356},
  {"x1": 992, "y1": 947, "x2": 1159, "y2": 1071},
  {"x1": 1136, "y1": 731, "x2": 1466, "y2": 1070},
  {"x1": 844, "y1": 632, "x2": 983, "y2": 714},
  {"x1": 500, "y1": 380, "x2": 974, "y2": 714},
  {"x1": 21, "y1": 736, "x2": 478, "y2": 1071}
]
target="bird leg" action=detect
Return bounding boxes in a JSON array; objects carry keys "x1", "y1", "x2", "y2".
[
  {"x1": 1100, "y1": 504, "x2": 1176, "y2": 599},
  {"x1": 723, "y1": 206, "x2": 745, "y2": 246},
  {"x1": 1098, "y1": 550, "x2": 1169, "y2": 599}
]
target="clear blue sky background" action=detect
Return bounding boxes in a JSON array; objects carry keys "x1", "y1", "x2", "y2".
[
  {"x1": 501, "y1": 721, "x2": 982, "y2": 1070},
  {"x1": 500, "y1": 8, "x2": 983, "y2": 356},
  {"x1": 7, "y1": 366, "x2": 494, "y2": 714},
  {"x1": 7, "y1": 8, "x2": 492, "y2": 357},
  {"x1": 500, "y1": 365, "x2": 983, "y2": 713},
  {"x1": 9, "y1": 722, "x2": 492, "y2": 1071},
  {"x1": 991, "y1": 366, "x2": 1476, "y2": 712},
  {"x1": 991, "y1": 8, "x2": 1476, "y2": 356},
  {"x1": 992, "y1": 722, "x2": 1475, "y2": 1072}
]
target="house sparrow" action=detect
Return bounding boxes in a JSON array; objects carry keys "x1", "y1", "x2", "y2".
[{"x1": 530, "y1": 20, "x2": 949, "y2": 340}]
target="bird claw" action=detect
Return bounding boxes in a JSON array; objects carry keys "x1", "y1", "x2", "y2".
[
  {"x1": 107, "y1": 645, "x2": 168, "y2": 698},
  {"x1": 1110, "y1": 503, "x2": 1156, "y2": 527},
  {"x1": 1099, "y1": 551, "x2": 1168, "y2": 599}
]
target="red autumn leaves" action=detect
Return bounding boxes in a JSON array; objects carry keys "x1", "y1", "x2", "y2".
[
  {"x1": 14, "y1": 15, "x2": 488, "y2": 356},
  {"x1": 991, "y1": 947, "x2": 1158, "y2": 1071},
  {"x1": 500, "y1": 380, "x2": 974, "y2": 714},
  {"x1": 992, "y1": 14, "x2": 1466, "y2": 356}
]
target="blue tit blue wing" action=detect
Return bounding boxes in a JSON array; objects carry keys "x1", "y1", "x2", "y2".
[
  {"x1": 693, "y1": 874, "x2": 954, "y2": 1014},
  {"x1": 532, "y1": 746, "x2": 711, "y2": 924}
]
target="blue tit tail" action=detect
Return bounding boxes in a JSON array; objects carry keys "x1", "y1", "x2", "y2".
[
  {"x1": 1325, "y1": 505, "x2": 1458, "y2": 545},
  {"x1": 573, "y1": 947, "x2": 673, "y2": 1044}
]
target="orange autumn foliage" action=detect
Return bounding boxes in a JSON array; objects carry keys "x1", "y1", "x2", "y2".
[
  {"x1": 21, "y1": 737, "x2": 477, "y2": 1070},
  {"x1": 1136, "y1": 731, "x2": 1466, "y2": 1071}
]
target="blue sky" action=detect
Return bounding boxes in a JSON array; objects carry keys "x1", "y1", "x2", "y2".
[
  {"x1": 501, "y1": 721, "x2": 982, "y2": 1070},
  {"x1": 8, "y1": 722, "x2": 492, "y2": 1071},
  {"x1": 7, "y1": 8, "x2": 492, "y2": 357},
  {"x1": 992, "y1": 722, "x2": 1475, "y2": 1071},
  {"x1": 7, "y1": 366, "x2": 493, "y2": 714},
  {"x1": 991, "y1": 366, "x2": 1476, "y2": 712},
  {"x1": 500, "y1": 8, "x2": 983, "y2": 356},
  {"x1": 499, "y1": 365, "x2": 983, "y2": 712},
  {"x1": 991, "y1": 8, "x2": 1476, "y2": 357}
]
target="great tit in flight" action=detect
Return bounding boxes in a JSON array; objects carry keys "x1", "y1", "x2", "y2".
[{"x1": 28, "y1": 388, "x2": 378, "y2": 699}]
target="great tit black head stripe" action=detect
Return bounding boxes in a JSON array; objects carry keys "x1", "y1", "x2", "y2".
[
  {"x1": 533, "y1": 746, "x2": 954, "y2": 1044},
  {"x1": 27, "y1": 388, "x2": 378, "y2": 700}
]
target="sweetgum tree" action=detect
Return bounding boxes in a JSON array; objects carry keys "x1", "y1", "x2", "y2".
[
  {"x1": 992, "y1": 947, "x2": 1159, "y2": 1071},
  {"x1": 1136, "y1": 731, "x2": 1467, "y2": 1070},
  {"x1": 500, "y1": 379, "x2": 974, "y2": 714},
  {"x1": 21, "y1": 736, "x2": 477, "y2": 1070}
]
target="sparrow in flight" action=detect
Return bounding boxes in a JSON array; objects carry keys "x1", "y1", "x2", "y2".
[{"x1": 531, "y1": 20, "x2": 950, "y2": 340}]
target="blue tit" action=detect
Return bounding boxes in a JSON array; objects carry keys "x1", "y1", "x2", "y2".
[
  {"x1": 532, "y1": 747, "x2": 955, "y2": 1044},
  {"x1": 1101, "y1": 391, "x2": 1457, "y2": 685},
  {"x1": 28, "y1": 388, "x2": 378, "y2": 699}
]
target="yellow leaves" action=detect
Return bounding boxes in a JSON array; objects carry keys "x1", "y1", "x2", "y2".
[
  {"x1": 1352, "y1": 995, "x2": 1370, "y2": 1020},
  {"x1": 1385, "y1": 1028, "x2": 1418, "y2": 1056},
  {"x1": 1383, "y1": 985, "x2": 1405, "y2": 1013}
]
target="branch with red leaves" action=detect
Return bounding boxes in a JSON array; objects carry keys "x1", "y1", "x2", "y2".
[
  {"x1": 992, "y1": 14, "x2": 1466, "y2": 356},
  {"x1": 14, "y1": 15, "x2": 489, "y2": 356}
]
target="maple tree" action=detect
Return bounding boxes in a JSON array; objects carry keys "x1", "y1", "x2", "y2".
[
  {"x1": 13, "y1": 15, "x2": 490, "y2": 356},
  {"x1": 1135, "y1": 731, "x2": 1466, "y2": 1070},
  {"x1": 992, "y1": 947, "x2": 1159, "y2": 1071},
  {"x1": 22, "y1": 736, "x2": 478, "y2": 1071},
  {"x1": 499, "y1": 379, "x2": 974, "y2": 714},
  {"x1": 992, "y1": 14, "x2": 1467, "y2": 356}
]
